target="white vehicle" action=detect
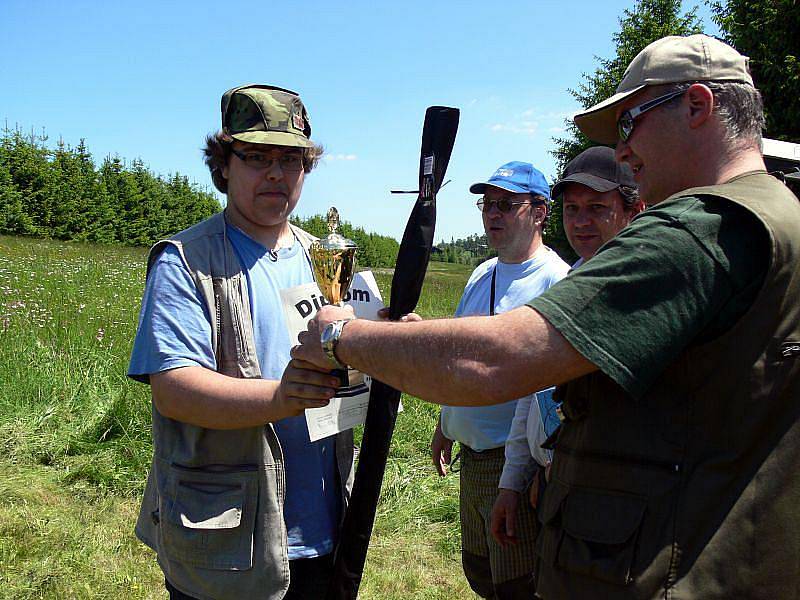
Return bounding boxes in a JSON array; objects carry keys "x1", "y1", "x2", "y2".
[{"x1": 763, "y1": 138, "x2": 800, "y2": 193}]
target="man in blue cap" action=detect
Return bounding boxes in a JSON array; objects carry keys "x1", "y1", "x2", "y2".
[{"x1": 430, "y1": 161, "x2": 569, "y2": 599}]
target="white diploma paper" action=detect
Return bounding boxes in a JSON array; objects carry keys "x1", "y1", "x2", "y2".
[{"x1": 280, "y1": 271, "x2": 384, "y2": 441}]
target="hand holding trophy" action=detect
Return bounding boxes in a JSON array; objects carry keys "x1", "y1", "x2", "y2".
[{"x1": 309, "y1": 207, "x2": 368, "y2": 396}]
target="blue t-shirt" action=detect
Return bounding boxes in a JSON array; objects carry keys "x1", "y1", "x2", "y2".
[
  {"x1": 129, "y1": 224, "x2": 339, "y2": 559},
  {"x1": 440, "y1": 247, "x2": 569, "y2": 450}
]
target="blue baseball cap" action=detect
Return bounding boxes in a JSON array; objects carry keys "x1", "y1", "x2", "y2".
[{"x1": 469, "y1": 161, "x2": 551, "y2": 202}]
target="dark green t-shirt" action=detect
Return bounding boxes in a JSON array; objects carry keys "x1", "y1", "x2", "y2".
[{"x1": 530, "y1": 191, "x2": 769, "y2": 398}]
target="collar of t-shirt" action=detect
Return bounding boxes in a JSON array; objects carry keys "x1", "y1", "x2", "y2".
[
  {"x1": 494, "y1": 244, "x2": 552, "y2": 280},
  {"x1": 226, "y1": 223, "x2": 304, "y2": 265},
  {"x1": 484, "y1": 246, "x2": 558, "y2": 316}
]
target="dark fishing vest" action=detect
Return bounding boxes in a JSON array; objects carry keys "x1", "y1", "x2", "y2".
[
  {"x1": 134, "y1": 211, "x2": 354, "y2": 600},
  {"x1": 536, "y1": 172, "x2": 800, "y2": 600}
]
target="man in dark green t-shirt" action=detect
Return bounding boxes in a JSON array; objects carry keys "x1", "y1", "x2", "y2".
[{"x1": 293, "y1": 35, "x2": 800, "y2": 598}]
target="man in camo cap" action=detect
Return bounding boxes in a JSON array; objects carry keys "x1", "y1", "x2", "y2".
[{"x1": 129, "y1": 84, "x2": 347, "y2": 600}]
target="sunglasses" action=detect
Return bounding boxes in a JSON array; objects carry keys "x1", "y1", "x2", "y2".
[
  {"x1": 476, "y1": 196, "x2": 541, "y2": 213},
  {"x1": 617, "y1": 89, "x2": 685, "y2": 142}
]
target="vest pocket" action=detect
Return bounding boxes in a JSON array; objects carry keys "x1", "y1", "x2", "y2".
[
  {"x1": 538, "y1": 480, "x2": 647, "y2": 585},
  {"x1": 160, "y1": 465, "x2": 258, "y2": 570}
]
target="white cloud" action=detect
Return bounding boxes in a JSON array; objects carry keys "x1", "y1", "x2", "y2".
[
  {"x1": 488, "y1": 121, "x2": 539, "y2": 136},
  {"x1": 521, "y1": 108, "x2": 576, "y2": 121},
  {"x1": 325, "y1": 153, "x2": 358, "y2": 161},
  {"x1": 489, "y1": 105, "x2": 578, "y2": 137},
  {"x1": 544, "y1": 109, "x2": 578, "y2": 120}
]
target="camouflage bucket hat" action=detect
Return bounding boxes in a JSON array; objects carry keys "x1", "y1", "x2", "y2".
[{"x1": 221, "y1": 84, "x2": 313, "y2": 148}]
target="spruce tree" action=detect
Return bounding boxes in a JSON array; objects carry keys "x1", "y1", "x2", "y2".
[
  {"x1": 131, "y1": 159, "x2": 168, "y2": 243},
  {"x1": 0, "y1": 163, "x2": 33, "y2": 235},
  {"x1": 51, "y1": 139, "x2": 89, "y2": 239},
  {"x1": 70, "y1": 139, "x2": 116, "y2": 243},
  {"x1": 101, "y1": 156, "x2": 145, "y2": 245},
  {"x1": 2, "y1": 128, "x2": 55, "y2": 237}
]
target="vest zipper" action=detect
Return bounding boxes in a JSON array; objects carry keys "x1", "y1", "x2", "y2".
[
  {"x1": 228, "y1": 278, "x2": 246, "y2": 360},
  {"x1": 214, "y1": 292, "x2": 222, "y2": 363}
]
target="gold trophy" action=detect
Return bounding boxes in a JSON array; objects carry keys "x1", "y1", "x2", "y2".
[{"x1": 309, "y1": 207, "x2": 368, "y2": 396}]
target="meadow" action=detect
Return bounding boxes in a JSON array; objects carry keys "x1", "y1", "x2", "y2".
[{"x1": 0, "y1": 234, "x2": 477, "y2": 599}]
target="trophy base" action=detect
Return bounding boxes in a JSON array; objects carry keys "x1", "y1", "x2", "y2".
[{"x1": 332, "y1": 367, "x2": 370, "y2": 397}]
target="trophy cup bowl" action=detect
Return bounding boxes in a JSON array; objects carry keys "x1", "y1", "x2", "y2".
[
  {"x1": 309, "y1": 245, "x2": 358, "y2": 307},
  {"x1": 309, "y1": 208, "x2": 367, "y2": 394}
]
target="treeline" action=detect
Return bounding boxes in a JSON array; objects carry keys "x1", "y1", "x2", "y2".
[
  {"x1": 432, "y1": 233, "x2": 495, "y2": 266},
  {"x1": 291, "y1": 213, "x2": 400, "y2": 268},
  {"x1": 432, "y1": 228, "x2": 576, "y2": 266},
  {"x1": 0, "y1": 127, "x2": 221, "y2": 245},
  {"x1": 0, "y1": 127, "x2": 402, "y2": 268}
]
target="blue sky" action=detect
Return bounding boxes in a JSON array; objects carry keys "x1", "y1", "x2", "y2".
[{"x1": 1, "y1": 0, "x2": 717, "y2": 243}]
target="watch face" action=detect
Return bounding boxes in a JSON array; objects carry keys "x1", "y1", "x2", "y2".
[{"x1": 321, "y1": 322, "x2": 336, "y2": 345}]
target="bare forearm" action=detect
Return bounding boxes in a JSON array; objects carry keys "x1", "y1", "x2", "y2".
[
  {"x1": 151, "y1": 367, "x2": 285, "y2": 429},
  {"x1": 336, "y1": 306, "x2": 595, "y2": 406},
  {"x1": 150, "y1": 361, "x2": 341, "y2": 429}
]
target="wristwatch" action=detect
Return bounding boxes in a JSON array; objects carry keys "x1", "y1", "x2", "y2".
[{"x1": 320, "y1": 319, "x2": 350, "y2": 368}]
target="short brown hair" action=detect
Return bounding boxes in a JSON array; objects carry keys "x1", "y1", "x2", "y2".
[
  {"x1": 203, "y1": 131, "x2": 324, "y2": 194},
  {"x1": 530, "y1": 194, "x2": 550, "y2": 229}
]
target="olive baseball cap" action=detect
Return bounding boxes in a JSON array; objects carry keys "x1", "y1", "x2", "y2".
[
  {"x1": 221, "y1": 84, "x2": 313, "y2": 148},
  {"x1": 575, "y1": 34, "x2": 754, "y2": 144},
  {"x1": 551, "y1": 146, "x2": 635, "y2": 198}
]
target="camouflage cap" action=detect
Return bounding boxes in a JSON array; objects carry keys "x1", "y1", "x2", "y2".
[{"x1": 221, "y1": 84, "x2": 313, "y2": 148}]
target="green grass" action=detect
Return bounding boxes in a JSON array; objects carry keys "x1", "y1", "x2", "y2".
[
  {"x1": 0, "y1": 234, "x2": 477, "y2": 599},
  {"x1": 0, "y1": 461, "x2": 164, "y2": 600},
  {"x1": 372, "y1": 261, "x2": 473, "y2": 319}
]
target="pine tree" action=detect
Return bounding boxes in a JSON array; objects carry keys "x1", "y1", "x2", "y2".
[
  {"x1": 101, "y1": 156, "x2": 145, "y2": 245},
  {"x1": 51, "y1": 139, "x2": 90, "y2": 239},
  {"x1": 131, "y1": 159, "x2": 168, "y2": 244},
  {"x1": 2, "y1": 128, "x2": 55, "y2": 237},
  {"x1": 0, "y1": 162, "x2": 33, "y2": 234},
  {"x1": 553, "y1": 0, "x2": 703, "y2": 170},
  {"x1": 167, "y1": 173, "x2": 221, "y2": 237}
]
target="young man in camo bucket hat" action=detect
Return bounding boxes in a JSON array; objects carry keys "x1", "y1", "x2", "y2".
[{"x1": 128, "y1": 85, "x2": 349, "y2": 600}]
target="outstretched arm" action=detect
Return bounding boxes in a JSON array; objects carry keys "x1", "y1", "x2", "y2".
[
  {"x1": 151, "y1": 360, "x2": 339, "y2": 429},
  {"x1": 293, "y1": 304, "x2": 595, "y2": 407}
]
